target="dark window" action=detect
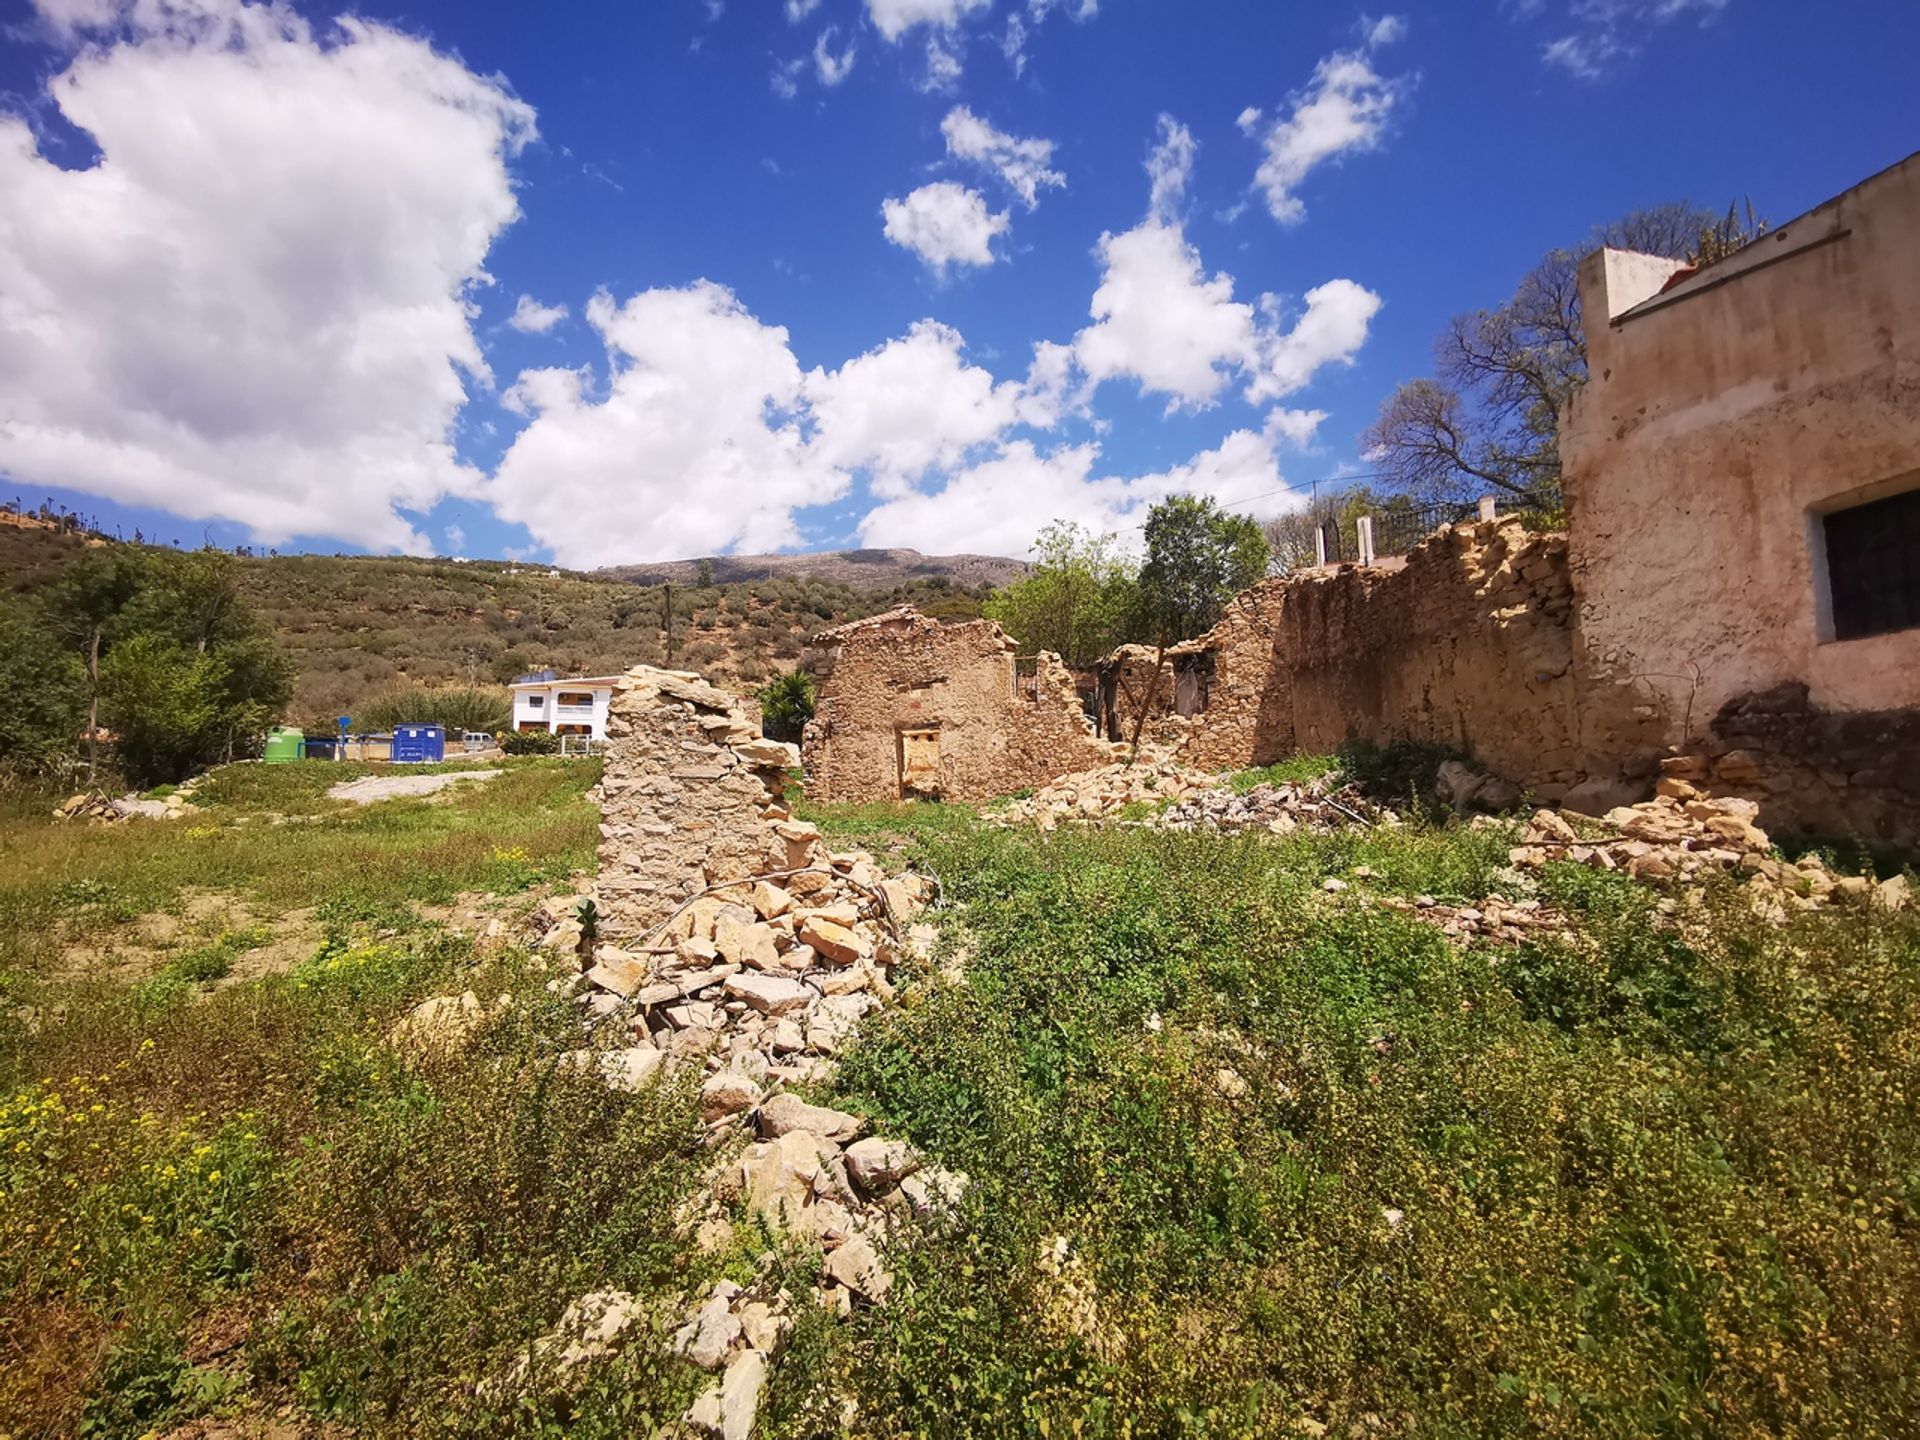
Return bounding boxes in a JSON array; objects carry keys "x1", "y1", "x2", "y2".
[{"x1": 1825, "y1": 488, "x2": 1920, "y2": 641}]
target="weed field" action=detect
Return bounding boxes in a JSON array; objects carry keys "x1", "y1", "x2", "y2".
[{"x1": 3, "y1": 761, "x2": 1917, "y2": 1436}]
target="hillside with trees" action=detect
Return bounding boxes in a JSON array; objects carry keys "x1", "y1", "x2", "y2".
[{"x1": 2, "y1": 519, "x2": 992, "y2": 740}]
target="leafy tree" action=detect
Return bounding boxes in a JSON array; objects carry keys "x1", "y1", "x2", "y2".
[
  {"x1": 36, "y1": 546, "x2": 295, "y2": 785},
  {"x1": 1126, "y1": 496, "x2": 1268, "y2": 760},
  {"x1": 983, "y1": 522, "x2": 1141, "y2": 669},
  {"x1": 757, "y1": 670, "x2": 815, "y2": 743},
  {"x1": 1137, "y1": 495, "x2": 1267, "y2": 646},
  {"x1": 0, "y1": 595, "x2": 87, "y2": 777},
  {"x1": 40, "y1": 548, "x2": 146, "y2": 778},
  {"x1": 1365, "y1": 202, "x2": 1766, "y2": 514}
]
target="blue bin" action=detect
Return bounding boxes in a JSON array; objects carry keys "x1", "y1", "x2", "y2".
[{"x1": 391, "y1": 724, "x2": 446, "y2": 764}]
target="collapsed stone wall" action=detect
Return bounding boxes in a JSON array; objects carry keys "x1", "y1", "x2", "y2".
[
  {"x1": 1150, "y1": 520, "x2": 1670, "y2": 805},
  {"x1": 574, "y1": 662, "x2": 958, "y2": 1433},
  {"x1": 802, "y1": 607, "x2": 1110, "y2": 804},
  {"x1": 1286, "y1": 522, "x2": 1665, "y2": 796},
  {"x1": 596, "y1": 666, "x2": 799, "y2": 945}
]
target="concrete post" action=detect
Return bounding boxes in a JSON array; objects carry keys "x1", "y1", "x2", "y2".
[
  {"x1": 1314, "y1": 524, "x2": 1327, "y2": 568},
  {"x1": 1357, "y1": 515, "x2": 1375, "y2": 566},
  {"x1": 1478, "y1": 495, "x2": 1497, "y2": 522}
]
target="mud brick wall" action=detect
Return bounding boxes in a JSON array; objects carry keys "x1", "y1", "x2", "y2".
[{"x1": 802, "y1": 608, "x2": 1110, "y2": 804}]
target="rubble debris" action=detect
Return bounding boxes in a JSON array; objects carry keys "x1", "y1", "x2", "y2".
[
  {"x1": 1150, "y1": 775, "x2": 1394, "y2": 835},
  {"x1": 1376, "y1": 892, "x2": 1567, "y2": 946},
  {"x1": 988, "y1": 757, "x2": 1219, "y2": 830},
  {"x1": 541, "y1": 663, "x2": 970, "y2": 1423},
  {"x1": 1434, "y1": 759, "x2": 1524, "y2": 814},
  {"x1": 1509, "y1": 792, "x2": 1909, "y2": 913}
]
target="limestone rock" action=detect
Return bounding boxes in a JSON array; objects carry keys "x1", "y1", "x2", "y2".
[
  {"x1": 390, "y1": 991, "x2": 491, "y2": 1057},
  {"x1": 797, "y1": 914, "x2": 867, "y2": 966},
  {"x1": 822, "y1": 1232, "x2": 892, "y2": 1302},
  {"x1": 844, "y1": 1136, "x2": 921, "y2": 1198},
  {"x1": 674, "y1": 1287, "x2": 743, "y2": 1371},
  {"x1": 586, "y1": 948, "x2": 650, "y2": 997},
  {"x1": 701, "y1": 1071, "x2": 763, "y2": 1123},
  {"x1": 548, "y1": 1288, "x2": 642, "y2": 1372},
  {"x1": 760, "y1": 1092, "x2": 865, "y2": 1143},
  {"x1": 724, "y1": 972, "x2": 814, "y2": 1016}
]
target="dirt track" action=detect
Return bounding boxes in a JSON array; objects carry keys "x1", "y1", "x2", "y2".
[{"x1": 328, "y1": 769, "x2": 502, "y2": 805}]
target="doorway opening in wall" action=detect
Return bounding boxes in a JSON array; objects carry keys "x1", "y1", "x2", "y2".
[
  {"x1": 1172, "y1": 652, "x2": 1215, "y2": 717},
  {"x1": 897, "y1": 725, "x2": 942, "y2": 800},
  {"x1": 1820, "y1": 484, "x2": 1920, "y2": 641}
]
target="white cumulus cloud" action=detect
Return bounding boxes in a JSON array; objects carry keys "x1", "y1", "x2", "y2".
[
  {"x1": 857, "y1": 427, "x2": 1298, "y2": 556},
  {"x1": 1248, "y1": 279, "x2": 1383, "y2": 403},
  {"x1": 1073, "y1": 220, "x2": 1256, "y2": 412},
  {"x1": 941, "y1": 105, "x2": 1065, "y2": 209},
  {"x1": 509, "y1": 295, "x2": 568, "y2": 334},
  {"x1": 0, "y1": 0, "x2": 535, "y2": 553},
  {"x1": 1070, "y1": 113, "x2": 1381, "y2": 414},
  {"x1": 866, "y1": 0, "x2": 992, "y2": 42},
  {"x1": 805, "y1": 320, "x2": 1023, "y2": 496},
  {"x1": 1246, "y1": 22, "x2": 1408, "y2": 225},
  {"x1": 488, "y1": 283, "x2": 847, "y2": 567},
  {"x1": 881, "y1": 181, "x2": 1009, "y2": 274}
]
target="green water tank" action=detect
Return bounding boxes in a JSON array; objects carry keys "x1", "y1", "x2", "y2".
[{"x1": 263, "y1": 725, "x2": 306, "y2": 764}]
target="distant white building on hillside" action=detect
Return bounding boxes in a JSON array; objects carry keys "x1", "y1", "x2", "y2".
[{"x1": 509, "y1": 673, "x2": 620, "y2": 738}]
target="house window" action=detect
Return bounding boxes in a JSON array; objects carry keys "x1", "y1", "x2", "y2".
[
  {"x1": 557, "y1": 691, "x2": 594, "y2": 707},
  {"x1": 1824, "y1": 488, "x2": 1920, "y2": 641},
  {"x1": 526, "y1": 694, "x2": 545, "y2": 708}
]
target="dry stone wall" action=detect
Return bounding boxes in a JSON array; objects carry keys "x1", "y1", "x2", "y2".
[
  {"x1": 802, "y1": 607, "x2": 1110, "y2": 803},
  {"x1": 1163, "y1": 519, "x2": 1666, "y2": 801},
  {"x1": 595, "y1": 666, "x2": 798, "y2": 945}
]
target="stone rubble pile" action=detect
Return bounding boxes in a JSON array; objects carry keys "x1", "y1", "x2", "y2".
[
  {"x1": 1376, "y1": 890, "x2": 1566, "y2": 946},
  {"x1": 1509, "y1": 783, "x2": 1912, "y2": 913},
  {"x1": 53, "y1": 777, "x2": 201, "y2": 822},
  {"x1": 1148, "y1": 774, "x2": 1395, "y2": 835},
  {"x1": 987, "y1": 755, "x2": 1219, "y2": 830},
  {"x1": 515, "y1": 664, "x2": 962, "y2": 1436}
]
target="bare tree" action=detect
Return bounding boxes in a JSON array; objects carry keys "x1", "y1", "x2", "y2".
[{"x1": 1365, "y1": 202, "x2": 1764, "y2": 514}]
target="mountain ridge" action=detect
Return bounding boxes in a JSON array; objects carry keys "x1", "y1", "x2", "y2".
[{"x1": 594, "y1": 546, "x2": 1027, "y2": 590}]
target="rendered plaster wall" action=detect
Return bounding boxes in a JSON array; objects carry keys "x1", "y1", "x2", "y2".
[
  {"x1": 1563, "y1": 153, "x2": 1920, "y2": 737},
  {"x1": 802, "y1": 609, "x2": 1109, "y2": 803}
]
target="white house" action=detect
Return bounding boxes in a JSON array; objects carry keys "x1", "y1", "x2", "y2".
[{"x1": 509, "y1": 674, "x2": 620, "y2": 739}]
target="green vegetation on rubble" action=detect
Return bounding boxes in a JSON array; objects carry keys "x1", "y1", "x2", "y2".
[{"x1": 2, "y1": 758, "x2": 1917, "y2": 1437}]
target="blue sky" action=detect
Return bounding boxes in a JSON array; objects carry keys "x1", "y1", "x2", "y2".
[{"x1": 1, "y1": 0, "x2": 1914, "y2": 566}]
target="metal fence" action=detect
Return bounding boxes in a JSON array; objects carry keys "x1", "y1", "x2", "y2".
[{"x1": 557, "y1": 735, "x2": 606, "y2": 758}]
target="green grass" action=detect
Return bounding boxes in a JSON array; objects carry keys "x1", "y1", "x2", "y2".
[
  {"x1": 1225, "y1": 751, "x2": 1340, "y2": 792},
  {"x1": 785, "y1": 809, "x2": 1920, "y2": 1437},
  {"x1": 0, "y1": 751, "x2": 724, "y2": 1436},
  {"x1": 0, "y1": 757, "x2": 598, "y2": 985},
  {"x1": 11, "y1": 761, "x2": 1920, "y2": 1436}
]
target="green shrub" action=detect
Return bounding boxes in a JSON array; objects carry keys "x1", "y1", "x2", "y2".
[
  {"x1": 351, "y1": 685, "x2": 510, "y2": 735},
  {"x1": 501, "y1": 729, "x2": 560, "y2": 755}
]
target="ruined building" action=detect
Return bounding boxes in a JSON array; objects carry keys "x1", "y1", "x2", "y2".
[
  {"x1": 1562, "y1": 150, "x2": 1920, "y2": 840},
  {"x1": 801, "y1": 608, "x2": 1110, "y2": 803},
  {"x1": 803, "y1": 155, "x2": 1919, "y2": 842}
]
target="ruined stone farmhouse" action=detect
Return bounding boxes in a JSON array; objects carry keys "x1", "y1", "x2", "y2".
[
  {"x1": 801, "y1": 608, "x2": 1109, "y2": 804},
  {"x1": 800, "y1": 154, "x2": 1920, "y2": 844}
]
